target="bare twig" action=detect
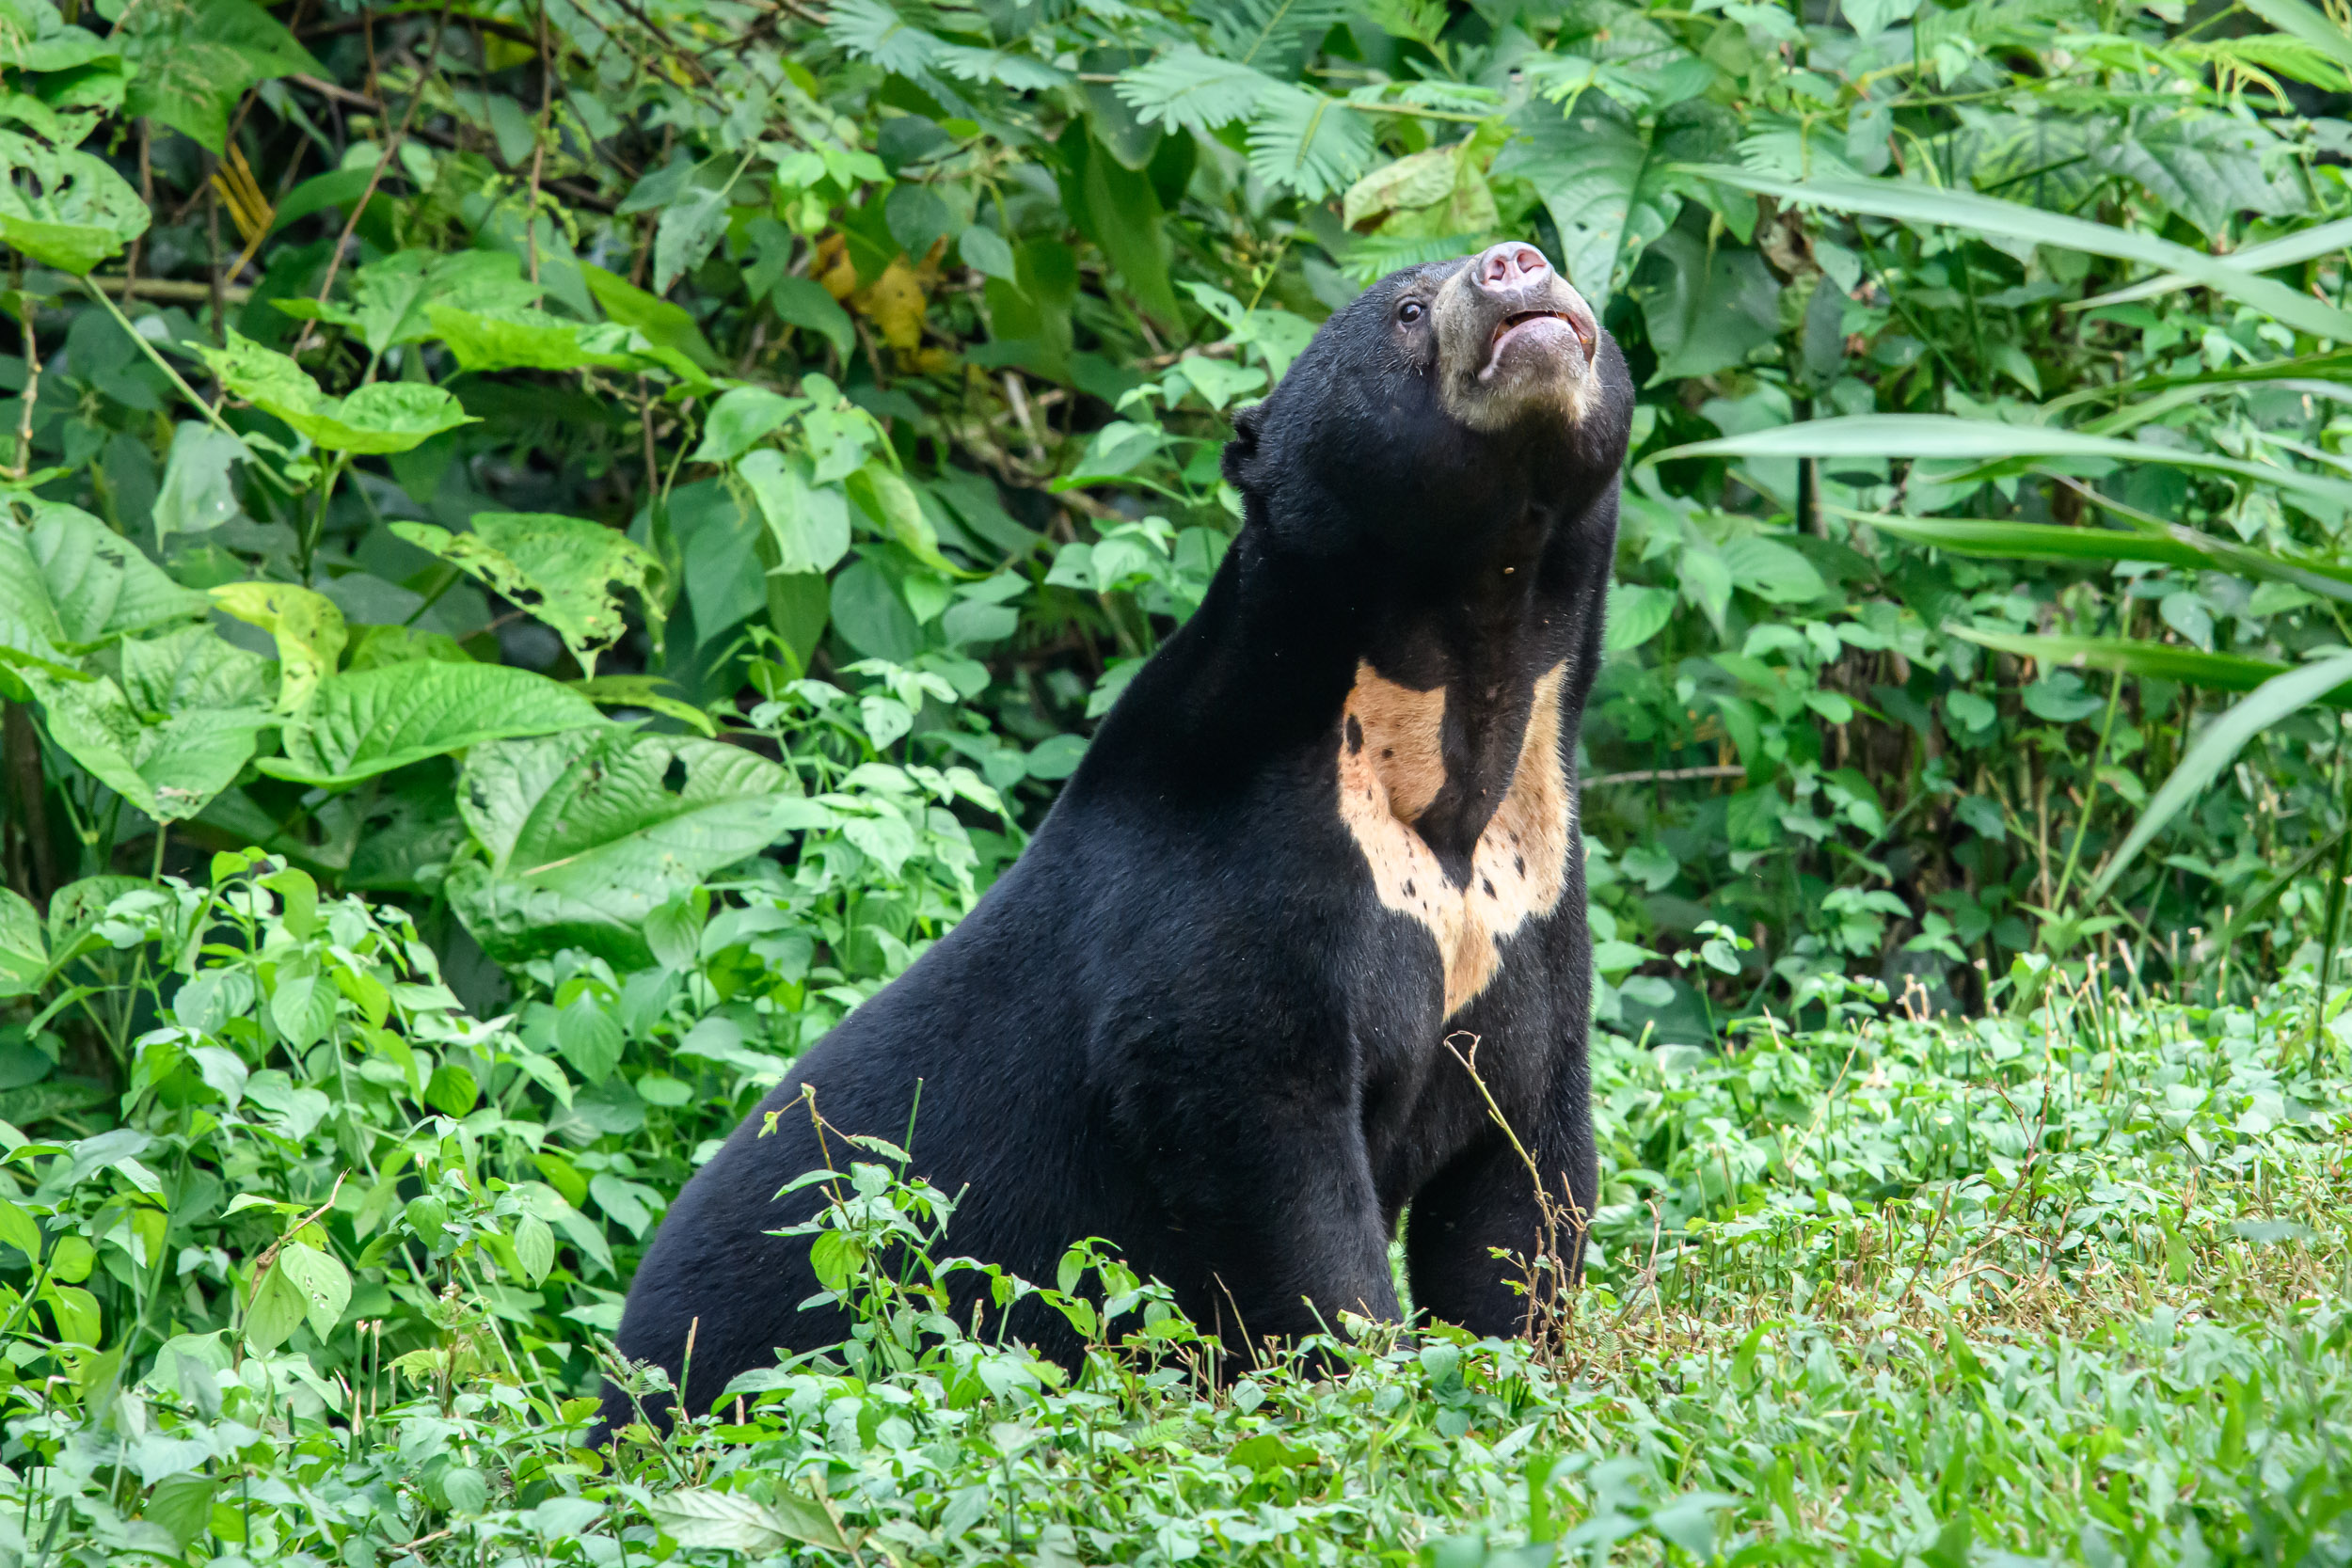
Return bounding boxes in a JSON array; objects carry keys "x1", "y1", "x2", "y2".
[{"x1": 294, "y1": 0, "x2": 456, "y2": 355}]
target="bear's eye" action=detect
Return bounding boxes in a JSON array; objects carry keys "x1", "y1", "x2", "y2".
[{"x1": 1397, "y1": 299, "x2": 1425, "y2": 325}]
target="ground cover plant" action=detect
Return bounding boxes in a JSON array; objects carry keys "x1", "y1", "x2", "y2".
[{"x1": 6, "y1": 0, "x2": 2352, "y2": 1559}]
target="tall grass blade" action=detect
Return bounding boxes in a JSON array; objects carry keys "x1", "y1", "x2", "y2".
[
  {"x1": 2088, "y1": 650, "x2": 2352, "y2": 903},
  {"x1": 1677, "y1": 166, "x2": 2352, "y2": 343},
  {"x1": 1653, "y1": 414, "x2": 2352, "y2": 512}
]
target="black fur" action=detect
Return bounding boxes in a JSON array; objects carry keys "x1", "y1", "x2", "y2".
[{"x1": 601, "y1": 253, "x2": 1636, "y2": 1429}]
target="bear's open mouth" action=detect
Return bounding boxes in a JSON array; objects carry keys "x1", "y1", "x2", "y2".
[{"x1": 1486, "y1": 310, "x2": 1595, "y2": 368}]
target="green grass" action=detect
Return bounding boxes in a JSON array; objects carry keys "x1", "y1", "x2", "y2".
[{"x1": 19, "y1": 931, "x2": 2352, "y2": 1567}]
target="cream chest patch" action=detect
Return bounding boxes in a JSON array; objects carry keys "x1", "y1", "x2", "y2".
[{"x1": 1337, "y1": 660, "x2": 1573, "y2": 1017}]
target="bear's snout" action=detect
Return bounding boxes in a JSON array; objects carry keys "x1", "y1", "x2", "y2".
[{"x1": 1432, "y1": 243, "x2": 1608, "y2": 434}]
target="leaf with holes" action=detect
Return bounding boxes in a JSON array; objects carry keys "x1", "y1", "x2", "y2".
[
  {"x1": 260, "y1": 662, "x2": 603, "y2": 787},
  {"x1": 21, "y1": 668, "x2": 269, "y2": 821},
  {"x1": 390, "y1": 514, "x2": 667, "y2": 675},
  {"x1": 0, "y1": 129, "x2": 150, "y2": 272},
  {"x1": 448, "y1": 727, "x2": 808, "y2": 965},
  {"x1": 208, "y1": 580, "x2": 346, "y2": 712},
  {"x1": 198, "y1": 329, "x2": 473, "y2": 454}
]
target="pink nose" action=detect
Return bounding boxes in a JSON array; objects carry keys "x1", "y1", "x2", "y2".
[{"x1": 1475, "y1": 243, "x2": 1550, "y2": 290}]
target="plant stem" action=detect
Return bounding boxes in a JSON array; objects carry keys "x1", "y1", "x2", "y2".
[{"x1": 2052, "y1": 665, "x2": 2128, "y2": 911}]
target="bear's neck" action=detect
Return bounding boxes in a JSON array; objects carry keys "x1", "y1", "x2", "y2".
[{"x1": 1092, "y1": 489, "x2": 1611, "y2": 868}]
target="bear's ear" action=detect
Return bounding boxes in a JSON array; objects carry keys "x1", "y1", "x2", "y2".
[{"x1": 1220, "y1": 401, "x2": 1265, "y2": 490}]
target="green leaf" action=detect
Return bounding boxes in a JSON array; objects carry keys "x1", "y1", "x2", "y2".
[
  {"x1": 513, "y1": 1212, "x2": 555, "y2": 1285},
  {"x1": 693, "y1": 386, "x2": 799, "y2": 464},
  {"x1": 260, "y1": 661, "x2": 605, "y2": 788},
  {"x1": 243, "y1": 1256, "x2": 307, "y2": 1353},
  {"x1": 557, "y1": 995, "x2": 624, "y2": 1086},
  {"x1": 428, "y1": 306, "x2": 653, "y2": 376},
  {"x1": 1634, "y1": 230, "x2": 1780, "y2": 382},
  {"x1": 152, "y1": 422, "x2": 247, "y2": 542},
  {"x1": 1681, "y1": 165, "x2": 2352, "y2": 345},
  {"x1": 115, "y1": 0, "x2": 321, "y2": 150},
  {"x1": 22, "y1": 668, "x2": 268, "y2": 821},
  {"x1": 1655, "y1": 415, "x2": 2352, "y2": 514},
  {"x1": 351, "y1": 249, "x2": 538, "y2": 352},
  {"x1": 275, "y1": 1241, "x2": 351, "y2": 1341},
  {"x1": 648, "y1": 1486, "x2": 850, "y2": 1554},
  {"x1": 769, "y1": 276, "x2": 857, "y2": 358},
  {"x1": 389, "y1": 514, "x2": 667, "y2": 676},
  {"x1": 121, "y1": 624, "x2": 274, "y2": 714},
  {"x1": 1949, "y1": 629, "x2": 2320, "y2": 700},
  {"x1": 208, "y1": 580, "x2": 347, "y2": 712},
  {"x1": 197, "y1": 329, "x2": 474, "y2": 454},
  {"x1": 1080, "y1": 135, "x2": 1183, "y2": 326},
  {"x1": 1865, "y1": 515, "x2": 2211, "y2": 570},
  {"x1": 0, "y1": 889, "x2": 43, "y2": 999},
  {"x1": 847, "y1": 461, "x2": 949, "y2": 570},
  {"x1": 739, "y1": 451, "x2": 851, "y2": 575},
  {"x1": 0, "y1": 129, "x2": 149, "y2": 273},
  {"x1": 581, "y1": 261, "x2": 724, "y2": 372},
  {"x1": 1492, "y1": 97, "x2": 1708, "y2": 307},
  {"x1": 19, "y1": 498, "x2": 207, "y2": 647},
  {"x1": 1603, "y1": 583, "x2": 1676, "y2": 652},
  {"x1": 142, "y1": 1473, "x2": 216, "y2": 1551},
  {"x1": 2090, "y1": 651, "x2": 2352, "y2": 902},
  {"x1": 449, "y1": 728, "x2": 805, "y2": 965}
]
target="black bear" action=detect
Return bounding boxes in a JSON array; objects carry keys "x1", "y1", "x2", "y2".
[{"x1": 603, "y1": 242, "x2": 1635, "y2": 1426}]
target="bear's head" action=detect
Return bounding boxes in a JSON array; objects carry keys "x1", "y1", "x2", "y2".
[{"x1": 1221, "y1": 243, "x2": 1634, "y2": 562}]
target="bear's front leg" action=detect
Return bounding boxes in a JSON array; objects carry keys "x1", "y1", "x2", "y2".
[
  {"x1": 1115, "y1": 1074, "x2": 1401, "y2": 1349},
  {"x1": 1404, "y1": 1058, "x2": 1596, "y2": 1338}
]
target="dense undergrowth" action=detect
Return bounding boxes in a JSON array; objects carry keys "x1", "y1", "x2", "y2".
[{"x1": 0, "y1": 869, "x2": 2344, "y2": 1566}]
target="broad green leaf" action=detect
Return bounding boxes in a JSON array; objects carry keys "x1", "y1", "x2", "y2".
[
  {"x1": 2238, "y1": 0, "x2": 2352, "y2": 80},
  {"x1": 21, "y1": 499, "x2": 206, "y2": 647},
  {"x1": 580, "y1": 261, "x2": 724, "y2": 372},
  {"x1": 209, "y1": 581, "x2": 347, "y2": 712},
  {"x1": 2089, "y1": 650, "x2": 2352, "y2": 902},
  {"x1": 647, "y1": 1486, "x2": 850, "y2": 1553},
  {"x1": 142, "y1": 1474, "x2": 217, "y2": 1550},
  {"x1": 114, "y1": 0, "x2": 321, "y2": 151},
  {"x1": 1682, "y1": 165, "x2": 2352, "y2": 344},
  {"x1": 242, "y1": 1254, "x2": 307, "y2": 1353},
  {"x1": 0, "y1": 888, "x2": 42, "y2": 999},
  {"x1": 693, "y1": 386, "x2": 800, "y2": 464},
  {"x1": 351, "y1": 249, "x2": 537, "y2": 354},
  {"x1": 573, "y1": 673, "x2": 719, "y2": 736},
  {"x1": 513, "y1": 1212, "x2": 555, "y2": 1285},
  {"x1": 739, "y1": 451, "x2": 851, "y2": 576},
  {"x1": 847, "y1": 461, "x2": 949, "y2": 570},
  {"x1": 260, "y1": 661, "x2": 605, "y2": 788},
  {"x1": 1867, "y1": 517, "x2": 2212, "y2": 570},
  {"x1": 151, "y1": 422, "x2": 247, "y2": 542},
  {"x1": 0, "y1": 129, "x2": 148, "y2": 273},
  {"x1": 197, "y1": 329, "x2": 474, "y2": 454},
  {"x1": 1604, "y1": 583, "x2": 1676, "y2": 652},
  {"x1": 769, "y1": 276, "x2": 857, "y2": 357},
  {"x1": 1635, "y1": 229, "x2": 1780, "y2": 382},
  {"x1": 428, "y1": 306, "x2": 655, "y2": 375},
  {"x1": 120, "y1": 624, "x2": 274, "y2": 715},
  {"x1": 272, "y1": 1242, "x2": 351, "y2": 1341},
  {"x1": 389, "y1": 514, "x2": 667, "y2": 675},
  {"x1": 21, "y1": 668, "x2": 269, "y2": 821},
  {"x1": 1865, "y1": 511, "x2": 2352, "y2": 607},
  {"x1": 1654, "y1": 414, "x2": 2352, "y2": 514},
  {"x1": 0, "y1": 511, "x2": 72, "y2": 673},
  {"x1": 448, "y1": 727, "x2": 805, "y2": 966}
]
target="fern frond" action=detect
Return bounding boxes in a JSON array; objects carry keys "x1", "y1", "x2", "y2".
[
  {"x1": 1244, "y1": 85, "x2": 1375, "y2": 201},
  {"x1": 1116, "y1": 49, "x2": 1278, "y2": 134}
]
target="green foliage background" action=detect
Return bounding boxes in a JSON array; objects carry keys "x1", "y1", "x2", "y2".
[{"x1": 1, "y1": 0, "x2": 2351, "y2": 1559}]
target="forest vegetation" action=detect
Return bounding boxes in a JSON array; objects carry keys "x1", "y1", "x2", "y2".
[{"x1": 1, "y1": 0, "x2": 2351, "y2": 1558}]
